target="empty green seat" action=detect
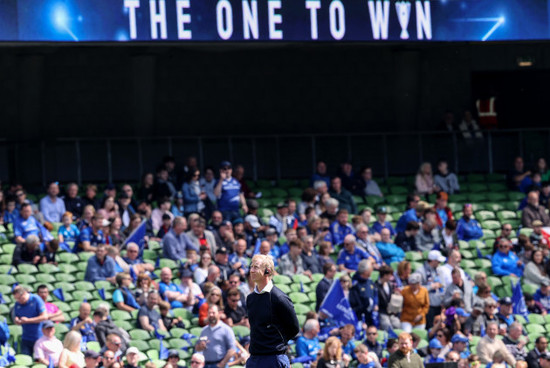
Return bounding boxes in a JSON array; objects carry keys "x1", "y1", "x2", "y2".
[
  {"x1": 289, "y1": 292, "x2": 310, "y2": 304},
  {"x1": 481, "y1": 220, "x2": 501, "y2": 231},
  {"x1": 58, "y1": 253, "x2": 79, "y2": 264},
  {"x1": 15, "y1": 274, "x2": 36, "y2": 284},
  {"x1": 0, "y1": 274, "x2": 17, "y2": 285},
  {"x1": 273, "y1": 274, "x2": 292, "y2": 285},
  {"x1": 293, "y1": 303, "x2": 310, "y2": 315},
  {"x1": 292, "y1": 274, "x2": 311, "y2": 284},
  {"x1": 475, "y1": 211, "x2": 495, "y2": 221},
  {"x1": 17, "y1": 264, "x2": 38, "y2": 274}
]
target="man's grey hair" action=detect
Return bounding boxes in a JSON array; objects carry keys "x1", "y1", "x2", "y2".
[
  {"x1": 313, "y1": 181, "x2": 327, "y2": 190},
  {"x1": 356, "y1": 224, "x2": 368, "y2": 233},
  {"x1": 509, "y1": 322, "x2": 522, "y2": 332},
  {"x1": 486, "y1": 321, "x2": 499, "y2": 329},
  {"x1": 191, "y1": 353, "x2": 205, "y2": 363},
  {"x1": 325, "y1": 198, "x2": 339, "y2": 208},
  {"x1": 357, "y1": 259, "x2": 372, "y2": 275},
  {"x1": 127, "y1": 242, "x2": 139, "y2": 251},
  {"x1": 26, "y1": 235, "x2": 40, "y2": 245},
  {"x1": 303, "y1": 319, "x2": 319, "y2": 333}
]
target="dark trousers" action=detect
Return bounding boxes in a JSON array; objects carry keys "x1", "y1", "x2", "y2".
[
  {"x1": 426, "y1": 305, "x2": 441, "y2": 330},
  {"x1": 20, "y1": 339, "x2": 35, "y2": 356},
  {"x1": 246, "y1": 354, "x2": 291, "y2": 368}
]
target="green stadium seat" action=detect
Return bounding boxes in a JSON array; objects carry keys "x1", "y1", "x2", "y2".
[
  {"x1": 276, "y1": 284, "x2": 291, "y2": 294},
  {"x1": 294, "y1": 303, "x2": 310, "y2": 315},
  {"x1": 86, "y1": 341, "x2": 101, "y2": 353},
  {"x1": 78, "y1": 252, "x2": 94, "y2": 262},
  {"x1": 481, "y1": 220, "x2": 501, "y2": 231},
  {"x1": 475, "y1": 259, "x2": 492, "y2": 269},
  {"x1": 14, "y1": 354, "x2": 33, "y2": 366},
  {"x1": 0, "y1": 274, "x2": 16, "y2": 285},
  {"x1": 17, "y1": 264, "x2": 38, "y2": 274},
  {"x1": 290, "y1": 283, "x2": 311, "y2": 293},
  {"x1": 475, "y1": 211, "x2": 495, "y2": 221},
  {"x1": 15, "y1": 274, "x2": 36, "y2": 284},
  {"x1": 507, "y1": 192, "x2": 525, "y2": 201},
  {"x1": 130, "y1": 329, "x2": 152, "y2": 341},
  {"x1": 37, "y1": 263, "x2": 59, "y2": 274},
  {"x1": 72, "y1": 290, "x2": 94, "y2": 301},
  {"x1": 528, "y1": 314, "x2": 545, "y2": 325},
  {"x1": 74, "y1": 281, "x2": 95, "y2": 291},
  {"x1": 289, "y1": 292, "x2": 310, "y2": 304},
  {"x1": 35, "y1": 273, "x2": 56, "y2": 284},
  {"x1": 58, "y1": 264, "x2": 78, "y2": 274},
  {"x1": 353, "y1": 195, "x2": 365, "y2": 205},
  {"x1": 390, "y1": 186, "x2": 408, "y2": 195},
  {"x1": 467, "y1": 174, "x2": 485, "y2": 183},
  {"x1": 526, "y1": 324, "x2": 546, "y2": 334},
  {"x1": 58, "y1": 252, "x2": 79, "y2": 264},
  {"x1": 487, "y1": 184, "x2": 507, "y2": 193},
  {"x1": 232, "y1": 325, "x2": 251, "y2": 338},
  {"x1": 112, "y1": 310, "x2": 132, "y2": 321},
  {"x1": 292, "y1": 274, "x2": 312, "y2": 284},
  {"x1": 366, "y1": 196, "x2": 385, "y2": 207},
  {"x1": 520, "y1": 228, "x2": 533, "y2": 236},
  {"x1": 159, "y1": 258, "x2": 177, "y2": 269},
  {"x1": 273, "y1": 274, "x2": 292, "y2": 285},
  {"x1": 485, "y1": 203, "x2": 504, "y2": 212},
  {"x1": 522, "y1": 283, "x2": 538, "y2": 296},
  {"x1": 486, "y1": 276, "x2": 502, "y2": 288}
]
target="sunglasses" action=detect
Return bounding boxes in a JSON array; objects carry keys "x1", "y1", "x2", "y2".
[{"x1": 367, "y1": 332, "x2": 377, "y2": 336}]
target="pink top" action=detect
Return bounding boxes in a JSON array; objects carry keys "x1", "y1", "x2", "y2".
[
  {"x1": 45, "y1": 302, "x2": 60, "y2": 315},
  {"x1": 33, "y1": 336, "x2": 63, "y2": 365}
]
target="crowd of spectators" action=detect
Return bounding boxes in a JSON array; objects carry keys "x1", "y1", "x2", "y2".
[{"x1": 2, "y1": 154, "x2": 550, "y2": 368}]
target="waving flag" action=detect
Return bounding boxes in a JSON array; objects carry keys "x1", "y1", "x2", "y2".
[
  {"x1": 159, "y1": 340, "x2": 169, "y2": 360},
  {"x1": 253, "y1": 238, "x2": 262, "y2": 255},
  {"x1": 0, "y1": 294, "x2": 4, "y2": 305},
  {"x1": 123, "y1": 221, "x2": 147, "y2": 252},
  {"x1": 59, "y1": 242, "x2": 73, "y2": 253},
  {"x1": 52, "y1": 288, "x2": 65, "y2": 302},
  {"x1": 319, "y1": 277, "x2": 361, "y2": 333},
  {"x1": 97, "y1": 288, "x2": 106, "y2": 301},
  {"x1": 511, "y1": 279, "x2": 529, "y2": 318},
  {"x1": 129, "y1": 267, "x2": 137, "y2": 283}
]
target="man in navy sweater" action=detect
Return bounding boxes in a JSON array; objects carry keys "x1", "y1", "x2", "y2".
[{"x1": 246, "y1": 254, "x2": 300, "y2": 368}]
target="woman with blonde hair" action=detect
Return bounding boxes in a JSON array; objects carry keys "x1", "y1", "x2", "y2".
[
  {"x1": 415, "y1": 162, "x2": 438, "y2": 196},
  {"x1": 58, "y1": 331, "x2": 85, "y2": 368},
  {"x1": 198, "y1": 286, "x2": 226, "y2": 326},
  {"x1": 317, "y1": 336, "x2": 351, "y2": 368}
]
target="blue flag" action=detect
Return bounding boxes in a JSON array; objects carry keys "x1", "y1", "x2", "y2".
[
  {"x1": 480, "y1": 322, "x2": 486, "y2": 337},
  {"x1": 159, "y1": 340, "x2": 169, "y2": 360},
  {"x1": 319, "y1": 278, "x2": 361, "y2": 333},
  {"x1": 11, "y1": 283, "x2": 18, "y2": 292},
  {"x1": 154, "y1": 328, "x2": 165, "y2": 340},
  {"x1": 39, "y1": 223, "x2": 54, "y2": 242},
  {"x1": 253, "y1": 237, "x2": 262, "y2": 255},
  {"x1": 300, "y1": 280, "x2": 305, "y2": 293},
  {"x1": 52, "y1": 288, "x2": 65, "y2": 302},
  {"x1": 48, "y1": 356, "x2": 54, "y2": 368},
  {"x1": 7, "y1": 267, "x2": 12, "y2": 275},
  {"x1": 476, "y1": 247, "x2": 483, "y2": 260},
  {"x1": 388, "y1": 328, "x2": 398, "y2": 339},
  {"x1": 129, "y1": 267, "x2": 137, "y2": 283},
  {"x1": 511, "y1": 280, "x2": 529, "y2": 318},
  {"x1": 0, "y1": 293, "x2": 4, "y2": 304},
  {"x1": 59, "y1": 242, "x2": 72, "y2": 253},
  {"x1": 155, "y1": 256, "x2": 160, "y2": 269},
  {"x1": 123, "y1": 220, "x2": 147, "y2": 252},
  {"x1": 98, "y1": 288, "x2": 106, "y2": 300},
  {"x1": 150, "y1": 271, "x2": 158, "y2": 280}
]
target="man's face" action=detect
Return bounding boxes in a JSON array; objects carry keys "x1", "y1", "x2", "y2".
[
  {"x1": 20, "y1": 205, "x2": 32, "y2": 219},
  {"x1": 208, "y1": 307, "x2": 220, "y2": 325},
  {"x1": 250, "y1": 259, "x2": 266, "y2": 282},
  {"x1": 509, "y1": 327, "x2": 522, "y2": 340},
  {"x1": 93, "y1": 216, "x2": 104, "y2": 230},
  {"x1": 204, "y1": 169, "x2": 214, "y2": 181},
  {"x1": 211, "y1": 212, "x2": 223, "y2": 225},
  {"x1": 102, "y1": 351, "x2": 115, "y2": 367},
  {"x1": 376, "y1": 213, "x2": 386, "y2": 223},
  {"x1": 259, "y1": 242, "x2": 271, "y2": 255},
  {"x1": 356, "y1": 350, "x2": 369, "y2": 364},
  {"x1": 454, "y1": 341, "x2": 466, "y2": 352},
  {"x1": 486, "y1": 323, "x2": 498, "y2": 338},
  {"x1": 290, "y1": 245, "x2": 302, "y2": 257},
  {"x1": 215, "y1": 252, "x2": 228, "y2": 264},
  {"x1": 227, "y1": 294, "x2": 240, "y2": 310},
  {"x1": 451, "y1": 252, "x2": 461, "y2": 265},
  {"x1": 398, "y1": 337, "x2": 413, "y2": 354},
  {"x1": 344, "y1": 239, "x2": 355, "y2": 253},
  {"x1": 542, "y1": 285, "x2": 550, "y2": 296},
  {"x1": 436, "y1": 198, "x2": 447, "y2": 208},
  {"x1": 68, "y1": 185, "x2": 78, "y2": 198},
  {"x1": 147, "y1": 293, "x2": 159, "y2": 309},
  {"x1": 107, "y1": 336, "x2": 122, "y2": 352},
  {"x1": 127, "y1": 246, "x2": 139, "y2": 260},
  {"x1": 48, "y1": 183, "x2": 59, "y2": 197},
  {"x1": 277, "y1": 207, "x2": 288, "y2": 217},
  {"x1": 438, "y1": 162, "x2": 448, "y2": 173},
  {"x1": 228, "y1": 276, "x2": 240, "y2": 289},
  {"x1": 331, "y1": 178, "x2": 342, "y2": 192},
  {"x1": 38, "y1": 288, "x2": 49, "y2": 302},
  {"x1": 356, "y1": 227, "x2": 368, "y2": 240},
  {"x1": 537, "y1": 338, "x2": 548, "y2": 352},
  {"x1": 498, "y1": 240, "x2": 510, "y2": 254},
  {"x1": 338, "y1": 212, "x2": 348, "y2": 225},
  {"x1": 340, "y1": 328, "x2": 353, "y2": 343},
  {"x1": 500, "y1": 304, "x2": 512, "y2": 316},
  {"x1": 463, "y1": 206, "x2": 473, "y2": 218},
  {"x1": 367, "y1": 328, "x2": 378, "y2": 343},
  {"x1": 326, "y1": 265, "x2": 337, "y2": 279},
  {"x1": 13, "y1": 291, "x2": 29, "y2": 305},
  {"x1": 96, "y1": 246, "x2": 106, "y2": 261},
  {"x1": 515, "y1": 157, "x2": 524, "y2": 171},
  {"x1": 452, "y1": 272, "x2": 461, "y2": 285},
  {"x1": 529, "y1": 192, "x2": 539, "y2": 206},
  {"x1": 122, "y1": 185, "x2": 133, "y2": 198},
  {"x1": 317, "y1": 162, "x2": 326, "y2": 175},
  {"x1": 85, "y1": 356, "x2": 99, "y2": 368},
  {"x1": 43, "y1": 326, "x2": 56, "y2": 338},
  {"x1": 160, "y1": 268, "x2": 172, "y2": 283},
  {"x1": 126, "y1": 352, "x2": 138, "y2": 365},
  {"x1": 80, "y1": 303, "x2": 91, "y2": 318},
  {"x1": 381, "y1": 229, "x2": 391, "y2": 243}
]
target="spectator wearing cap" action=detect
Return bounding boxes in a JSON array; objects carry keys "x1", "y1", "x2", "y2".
[
  {"x1": 162, "y1": 216, "x2": 198, "y2": 261},
  {"x1": 243, "y1": 214, "x2": 262, "y2": 249},
  {"x1": 395, "y1": 201, "x2": 426, "y2": 233},
  {"x1": 330, "y1": 209, "x2": 354, "y2": 246},
  {"x1": 214, "y1": 161, "x2": 248, "y2": 223},
  {"x1": 33, "y1": 320, "x2": 63, "y2": 366},
  {"x1": 268, "y1": 202, "x2": 292, "y2": 236},
  {"x1": 371, "y1": 207, "x2": 396, "y2": 236},
  {"x1": 456, "y1": 204, "x2": 483, "y2": 241},
  {"x1": 443, "y1": 267, "x2": 474, "y2": 312},
  {"x1": 337, "y1": 234, "x2": 369, "y2": 273},
  {"x1": 451, "y1": 334, "x2": 471, "y2": 359},
  {"x1": 492, "y1": 238, "x2": 524, "y2": 277},
  {"x1": 123, "y1": 347, "x2": 142, "y2": 368},
  {"x1": 329, "y1": 176, "x2": 357, "y2": 214},
  {"x1": 163, "y1": 349, "x2": 186, "y2": 368},
  {"x1": 534, "y1": 279, "x2": 550, "y2": 312},
  {"x1": 502, "y1": 322, "x2": 528, "y2": 362},
  {"x1": 350, "y1": 259, "x2": 379, "y2": 326},
  {"x1": 525, "y1": 293, "x2": 547, "y2": 315},
  {"x1": 434, "y1": 160, "x2": 460, "y2": 194},
  {"x1": 40, "y1": 181, "x2": 66, "y2": 223},
  {"x1": 497, "y1": 297, "x2": 522, "y2": 334},
  {"x1": 400, "y1": 273, "x2": 429, "y2": 332},
  {"x1": 425, "y1": 338, "x2": 446, "y2": 364},
  {"x1": 156, "y1": 213, "x2": 172, "y2": 239},
  {"x1": 376, "y1": 228, "x2": 405, "y2": 265},
  {"x1": 84, "y1": 350, "x2": 100, "y2": 368},
  {"x1": 214, "y1": 246, "x2": 233, "y2": 280},
  {"x1": 187, "y1": 217, "x2": 217, "y2": 254},
  {"x1": 394, "y1": 221, "x2": 420, "y2": 252},
  {"x1": 477, "y1": 321, "x2": 516, "y2": 365},
  {"x1": 527, "y1": 337, "x2": 549, "y2": 368},
  {"x1": 417, "y1": 250, "x2": 446, "y2": 328},
  {"x1": 530, "y1": 220, "x2": 547, "y2": 247}
]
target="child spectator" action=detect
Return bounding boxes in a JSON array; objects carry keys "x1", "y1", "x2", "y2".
[
  {"x1": 158, "y1": 300, "x2": 186, "y2": 331},
  {"x1": 3, "y1": 197, "x2": 17, "y2": 224},
  {"x1": 157, "y1": 214, "x2": 172, "y2": 238},
  {"x1": 42, "y1": 239, "x2": 59, "y2": 265},
  {"x1": 58, "y1": 212, "x2": 80, "y2": 243}
]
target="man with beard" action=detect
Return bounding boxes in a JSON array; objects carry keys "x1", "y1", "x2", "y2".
[{"x1": 387, "y1": 332, "x2": 424, "y2": 368}]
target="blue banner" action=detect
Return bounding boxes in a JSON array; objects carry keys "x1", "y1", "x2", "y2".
[
  {"x1": 123, "y1": 220, "x2": 147, "y2": 251},
  {"x1": 319, "y1": 278, "x2": 361, "y2": 331},
  {"x1": 511, "y1": 279, "x2": 528, "y2": 318},
  {"x1": 0, "y1": 0, "x2": 549, "y2": 42}
]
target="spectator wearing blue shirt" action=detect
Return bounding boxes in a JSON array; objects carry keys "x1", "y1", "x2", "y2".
[
  {"x1": 84, "y1": 244, "x2": 116, "y2": 283},
  {"x1": 534, "y1": 280, "x2": 550, "y2": 312},
  {"x1": 214, "y1": 161, "x2": 248, "y2": 222},
  {"x1": 311, "y1": 161, "x2": 331, "y2": 187},
  {"x1": 296, "y1": 319, "x2": 322, "y2": 359},
  {"x1": 395, "y1": 202, "x2": 426, "y2": 233},
  {"x1": 492, "y1": 239, "x2": 524, "y2": 277},
  {"x1": 39, "y1": 182, "x2": 66, "y2": 223},
  {"x1": 3, "y1": 197, "x2": 17, "y2": 224},
  {"x1": 331, "y1": 209, "x2": 354, "y2": 246},
  {"x1": 13, "y1": 285, "x2": 48, "y2": 355},
  {"x1": 376, "y1": 228, "x2": 405, "y2": 265},
  {"x1": 371, "y1": 207, "x2": 396, "y2": 236},
  {"x1": 162, "y1": 216, "x2": 198, "y2": 261},
  {"x1": 158, "y1": 267, "x2": 191, "y2": 309},
  {"x1": 337, "y1": 234, "x2": 369, "y2": 272},
  {"x1": 112, "y1": 272, "x2": 140, "y2": 312},
  {"x1": 58, "y1": 212, "x2": 80, "y2": 243},
  {"x1": 69, "y1": 302, "x2": 96, "y2": 343},
  {"x1": 456, "y1": 204, "x2": 484, "y2": 241},
  {"x1": 14, "y1": 203, "x2": 41, "y2": 244},
  {"x1": 77, "y1": 214, "x2": 105, "y2": 253}
]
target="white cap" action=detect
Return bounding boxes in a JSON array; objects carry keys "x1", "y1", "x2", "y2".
[
  {"x1": 126, "y1": 347, "x2": 140, "y2": 355},
  {"x1": 244, "y1": 215, "x2": 261, "y2": 229},
  {"x1": 428, "y1": 250, "x2": 446, "y2": 263}
]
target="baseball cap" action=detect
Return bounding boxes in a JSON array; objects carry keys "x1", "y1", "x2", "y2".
[
  {"x1": 220, "y1": 161, "x2": 232, "y2": 169},
  {"x1": 84, "y1": 350, "x2": 100, "y2": 359},
  {"x1": 216, "y1": 247, "x2": 228, "y2": 255},
  {"x1": 232, "y1": 218, "x2": 243, "y2": 225},
  {"x1": 247, "y1": 199, "x2": 259, "y2": 210},
  {"x1": 126, "y1": 347, "x2": 140, "y2": 356},
  {"x1": 429, "y1": 338, "x2": 443, "y2": 349},
  {"x1": 451, "y1": 334, "x2": 469, "y2": 344},
  {"x1": 499, "y1": 297, "x2": 512, "y2": 305},
  {"x1": 168, "y1": 349, "x2": 180, "y2": 358},
  {"x1": 376, "y1": 206, "x2": 387, "y2": 214},
  {"x1": 42, "y1": 320, "x2": 55, "y2": 329},
  {"x1": 105, "y1": 183, "x2": 116, "y2": 191},
  {"x1": 119, "y1": 192, "x2": 130, "y2": 199},
  {"x1": 533, "y1": 220, "x2": 543, "y2": 227},
  {"x1": 277, "y1": 202, "x2": 288, "y2": 209},
  {"x1": 473, "y1": 301, "x2": 484, "y2": 312},
  {"x1": 266, "y1": 228, "x2": 277, "y2": 236},
  {"x1": 455, "y1": 308, "x2": 470, "y2": 318},
  {"x1": 244, "y1": 215, "x2": 261, "y2": 229},
  {"x1": 408, "y1": 273, "x2": 421, "y2": 284},
  {"x1": 428, "y1": 250, "x2": 446, "y2": 263}
]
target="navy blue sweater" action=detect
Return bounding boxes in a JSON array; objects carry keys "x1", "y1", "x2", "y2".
[{"x1": 246, "y1": 285, "x2": 300, "y2": 356}]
